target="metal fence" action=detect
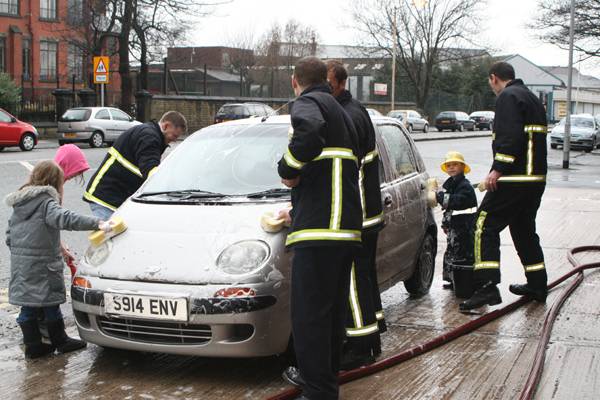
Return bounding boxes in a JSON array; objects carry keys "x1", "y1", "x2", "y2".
[{"x1": 8, "y1": 98, "x2": 57, "y2": 122}]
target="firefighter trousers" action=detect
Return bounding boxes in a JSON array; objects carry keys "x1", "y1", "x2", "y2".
[
  {"x1": 473, "y1": 183, "x2": 547, "y2": 289},
  {"x1": 345, "y1": 232, "x2": 385, "y2": 355},
  {"x1": 291, "y1": 246, "x2": 354, "y2": 400}
]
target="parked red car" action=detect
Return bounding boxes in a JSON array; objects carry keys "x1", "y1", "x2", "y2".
[{"x1": 0, "y1": 108, "x2": 38, "y2": 152}]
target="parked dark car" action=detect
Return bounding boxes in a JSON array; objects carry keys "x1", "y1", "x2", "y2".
[
  {"x1": 469, "y1": 111, "x2": 495, "y2": 130},
  {"x1": 435, "y1": 111, "x2": 475, "y2": 132},
  {"x1": 214, "y1": 103, "x2": 277, "y2": 124},
  {"x1": 0, "y1": 108, "x2": 38, "y2": 152}
]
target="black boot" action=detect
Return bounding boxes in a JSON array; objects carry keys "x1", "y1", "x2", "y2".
[
  {"x1": 509, "y1": 284, "x2": 547, "y2": 302},
  {"x1": 459, "y1": 282, "x2": 502, "y2": 311},
  {"x1": 18, "y1": 320, "x2": 55, "y2": 359},
  {"x1": 47, "y1": 319, "x2": 86, "y2": 354},
  {"x1": 282, "y1": 366, "x2": 305, "y2": 387},
  {"x1": 340, "y1": 346, "x2": 376, "y2": 370}
]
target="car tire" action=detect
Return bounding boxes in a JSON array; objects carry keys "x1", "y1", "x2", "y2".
[
  {"x1": 404, "y1": 233, "x2": 436, "y2": 297},
  {"x1": 451, "y1": 128, "x2": 456, "y2": 132},
  {"x1": 19, "y1": 133, "x2": 36, "y2": 151},
  {"x1": 469, "y1": 124, "x2": 475, "y2": 131},
  {"x1": 550, "y1": 143, "x2": 558, "y2": 149},
  {"x1": 0, "y1": 147, "x2": 4, "y2": 152},
  {"x1": 423, "y1": 124, "x2": 428, "y2": 133},
  {"x1": 584, "y1": 146, "x2": 593, "y2": 153},
  {"x1": 458, "y1": 124, "x2": 464, "y2": 132},
  {"x1": 89, "y1": 131, "x2": 104, "y2": 148},
  {"x1": 58, "y1": 140, "x2": 66, "y2": 146},
  {"x1": 408, "y1": 124, "x2": 413, "y2": 133}
]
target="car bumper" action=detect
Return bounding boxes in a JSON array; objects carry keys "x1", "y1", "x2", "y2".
[
  {"x1": 58, "y1": 131, "x2": 93, "y2": 141},
  {"x1": 70, "y1": 276, "x2": 289, "y2": 357},
  {"x1": 551, "y1": 137, "x2": 594, "y2": 148}
]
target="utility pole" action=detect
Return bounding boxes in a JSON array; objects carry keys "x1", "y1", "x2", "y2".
[
  {"x1": 391, "y1": 7, "x2": 397, "y2": 111},
  {"x1": 563, "y1": 0, "x2": 575, "y2": 169}
]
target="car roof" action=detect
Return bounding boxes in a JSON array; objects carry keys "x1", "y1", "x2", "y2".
[{"x1": 65, "y1": 107, "x2": 114, "y2": 111}]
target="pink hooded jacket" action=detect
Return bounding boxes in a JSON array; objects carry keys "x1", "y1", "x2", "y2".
[{"x1": 54, "y1": 144, "x2": 90, "y2": 180}]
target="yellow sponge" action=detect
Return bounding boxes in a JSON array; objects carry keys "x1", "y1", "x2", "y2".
[
  {"x1": 260, "y1": 211, "x2": 286, "y2": 233},
  {"x1": 88, "y1": 216, "x2": 127, "y2": 247}
]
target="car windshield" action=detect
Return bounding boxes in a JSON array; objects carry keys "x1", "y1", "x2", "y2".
[
  {"x1": 140, "y1": 123, "x2": 289, "y2": 197},
  {"x1": 60, "y1": 109, "x2": 91, "y2": 122},
  {"x1": 217, "y1": 105, "x2": 245, "y2": 116},
  {"x1": 558, "y1": 117, "x2": 594, "y2": 128},
  {"x1": 438, "y1": 112, "x2": 454, "y2": 118}
]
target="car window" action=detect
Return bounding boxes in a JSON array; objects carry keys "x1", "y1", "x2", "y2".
[
  {"x1": 217, "y1": 105, "x2": 244, "y2": 116},
  {"x1": 0, "y1": 110, "x2": 12, "y2": 122},
  {"x1": 437, "y1": 112, "x2": 454, "y2": 119},
  {"x1": 111, "y1": 109, "x2": 131, "y2": 121},
  {"x1": 378, "y1": 124, "x2": 417, "y2": 178},
  {"x1": 95, "y1": 109, "x2": 111, "y2": 120},
  {"x1": 61, "y1": 108, "x2": 91, "y2": 122}
]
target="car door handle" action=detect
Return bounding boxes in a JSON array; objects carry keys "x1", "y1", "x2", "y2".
[{"x1": 384, "y1": 195, "x2": 393, "y2": 207}]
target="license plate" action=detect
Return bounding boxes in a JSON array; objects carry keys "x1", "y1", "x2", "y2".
[
  {"x1": 64, "y1": 133, "x2": 77, "y2": 138},
  {"x1": 441, "y1": 120, "x2": 450, "y2": 123},
  {"x1": 103, "y1": 293, "x2": 188, "y2": 321}
]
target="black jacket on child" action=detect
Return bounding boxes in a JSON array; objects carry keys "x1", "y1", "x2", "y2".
[{"x1": 437, "y1": 174, "x2": 477, "y2": 276}]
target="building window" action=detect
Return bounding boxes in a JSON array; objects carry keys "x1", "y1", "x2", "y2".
[
  {"x1": 40, "y1": 0, "x2": 57, "y2": 20},
  {"x1": 68, "y1": 43, "x2": 83, "y2": 81},
  {"x1": 67, "y1": 0, "x2": 83, "y2": 25},
  {"x1": 22, "y1": 38, "x2": 31, "y2": 80},
  {"x1": 0, "y1": 0, "x2": 18, "y2": 15},
  {"x1": 40, "y1": 40, "x2": 57, "y2": 80},
  {"x1": 0, "y1": 38, "x2": 5, "y2": 72}
]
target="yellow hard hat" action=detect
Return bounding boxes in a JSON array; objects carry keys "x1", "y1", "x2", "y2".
[{"x1": 441, "y1": 151, "x2": 471, "y2": 174}]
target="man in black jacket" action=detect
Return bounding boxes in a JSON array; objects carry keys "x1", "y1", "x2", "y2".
[
  {"x1": 278, "y1": 56, "x2": 362, "y2": 400},
  {"x1": 460, "y1": 62, "x2": 548, "y2": 311},
  {"x1": 84, "y1": 111, "x2": 187, "y2": 219},
  {"x1": 327, "y1": 60, "x2": 385, "y2": 369}
]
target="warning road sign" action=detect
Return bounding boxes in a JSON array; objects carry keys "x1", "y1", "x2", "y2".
[{"x1": 93, "y1": 56, "x2": 110, "y2": 84}]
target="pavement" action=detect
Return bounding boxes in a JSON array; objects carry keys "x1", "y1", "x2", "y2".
[{"x1": 0, "y1": 137, "x2": 599, "y2": 399}]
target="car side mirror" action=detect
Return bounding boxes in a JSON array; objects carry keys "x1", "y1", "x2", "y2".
[{"x1": 10, "y1": 116, "x2": 17, "y2": 123}]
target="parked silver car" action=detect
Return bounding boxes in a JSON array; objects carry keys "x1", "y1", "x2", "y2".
[
  {"x1": 58, "y1": 107, "x2": 141, "y2": 148},
  {"x1": 387, "y1": 109, "x2": 429, "y2": 133},
  {"x1": 550, "y1": 114, "x2": 600, "y2": 152},
  {"x1": 71, "y1": 115, "x2": 437, "y2": 357}
]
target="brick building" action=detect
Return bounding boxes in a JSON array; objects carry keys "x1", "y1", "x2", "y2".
[{"x1": 0, "y1": 0, "x2": 120, "y2": 102}]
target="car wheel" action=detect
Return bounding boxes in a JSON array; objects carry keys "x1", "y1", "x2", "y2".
[
  {"x1": 404, "y1": 233, "x2": 436, "y2": 297},
  {"x1": 0, "y1": 147, "x2": 4, "y2": 152},
  {"x1": 19, "y1": 133, "x2": 36, "y2": 151},
  {"x1": 58, "y1": 140, "x2": 66, "y2": 146},
  {"x1": 584, "y1": 146, "x2": 593, "y2": 153},
  {"x1": 458, "y1": 124, "x2": 464, "y2": 132},
  {"x1": 408, "y1": 124, "x2": 413, "y2": 133},
  {"x1": 469, "y1": 124, "x2": 475, "y2": 131},
  {"x1": 550, "y1": 143, "x2": 558, "y2": 149},
  {"x1": 89, "y1": 131, "x2": 104, "y2": 148},
  {"x1": 423, "y1": 124, "x2": 428, "y2": 133}
]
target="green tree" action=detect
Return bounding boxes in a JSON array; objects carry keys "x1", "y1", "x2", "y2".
[{"x1": 0, "y1": 73, "x2": 21, "y2": 113}]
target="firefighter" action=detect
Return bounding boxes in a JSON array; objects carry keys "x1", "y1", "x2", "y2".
[
  {"x1": 326, "y1": 60, "x2": 385, "y2": 369},
  {"x1": 83, "y1": 111, "x2": 187, "y2": 219},
  {"x1": 278, "y1": 56, "x2": 362, "y2": 400},
  {"x1": 460, "y1": 62, "x2": 548, "y2": 311}
]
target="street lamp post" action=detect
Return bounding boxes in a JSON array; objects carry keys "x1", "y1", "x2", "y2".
[
  {"x1": 391, "y1": 7, "x2": 397, "y2": 111},
  {"x1": 563, "y1": 0, "x2": 575, "y2": 169}
]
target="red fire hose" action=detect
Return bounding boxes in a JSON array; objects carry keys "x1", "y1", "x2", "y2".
[{"x1": 267, "y1": 246, "x2": 600, "y2": 400}]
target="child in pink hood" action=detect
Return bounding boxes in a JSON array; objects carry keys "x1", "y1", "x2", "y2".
[{"x1": 53, "y1": 144, "x2": 91, "y2": 273}]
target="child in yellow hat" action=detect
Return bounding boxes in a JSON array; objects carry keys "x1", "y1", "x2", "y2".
[{"x1": 437, "y1": 151, "x2": 478, "y2": 290}]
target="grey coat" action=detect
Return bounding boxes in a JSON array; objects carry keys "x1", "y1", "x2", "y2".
[{"x1": 5, "y1": 185, "x2": 100, "y2": 307}]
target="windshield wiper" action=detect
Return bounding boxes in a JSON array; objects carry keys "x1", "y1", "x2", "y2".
[
  {"x1": 137, "y1": 190, "x2": 226, "y2": 199},
  {"x1": 244, "y1": 188, "x2": 291, "y2": 198}
]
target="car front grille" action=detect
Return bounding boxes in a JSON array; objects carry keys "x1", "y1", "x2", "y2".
[{"x1": 98, "y1": 316, "x2": 212, "y2": 345}]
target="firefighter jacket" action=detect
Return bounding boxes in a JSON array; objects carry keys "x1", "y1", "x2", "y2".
[
  {"x1": 491, "y1": 79, "x2": 548, "y2": 184},
  {"x1": 278, "y1": 84, "x2": 363, "y2": 248},
  {"x1": 83, "y1": 121, "x2": 167, "y2": 210},
  {"x1": 336, "y1": 90, "x2": 384, "y2": 233},
  {"x1": 437, "y1": 174, "x2": 478, "y2": 230}
]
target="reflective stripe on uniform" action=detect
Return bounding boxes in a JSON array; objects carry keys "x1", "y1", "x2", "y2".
[
  {"x1": 283, "y1": 149, "x2": 305, "y2": 170},
  {"x1": 474, "y1": 211, "x2": 487, "y2": 265},
  {"x1": 285, "y1": 229, "x2": 362, "y2": 246},
  {"x1": 315, "y1": 147, "x2": 358, "y2": 164},
  {"x1": 524, "y1": 124, "x2": 547, "y2": 134},
  {"x1": 474, "y1": 261, "x2": 500, "y2": 270},
  {"x1": 452, "y1": 207, "x2": 478, "y2": 216},
  {"x1": 363, "y1": 213, "x2": 384, "y2": 228},
  {"x1": 83, "y1": 191, "x2": 117, "y2": 211},
  {"x1": 498, "y1": 175, "x2": 546, "y2": 182},
  {"x1": 330, "y1": 158, "x2": 343, "y2": 230},
  {"x1": 375, "y1": 310, "x2": 384, "y2": 320},
  {"x1": 148, "y1": 166, "x2": 159, "y2": 177},
  {"x1": 348, "y1": 263, "x2": 363, "y2": 329},
  {"x1": 108, "y1": 147, "x2": 142, "y2": 177},
  {"x1": 86, "y1": 155, "x2": 116, "y2": 196},
  {"x1": 362, "y1": 149, "x2": 378, "y2": 164},
  {"x1": 494, "y1": 153, "x2": 515, "y2": 163},
  {"x1": 526, "y1": 132, "x2": 534, "y2": 175},
  {"x1": 346, "y1": 323, "x2": 379, "y2": 337},
  {"x1": 359, "y1": 167, "x2": 367, "y2": 220},
  {"x1": 525, "y1": 262, "x2": 545, "y2": 272}
]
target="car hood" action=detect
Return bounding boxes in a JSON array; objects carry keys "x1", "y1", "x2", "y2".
[
  {"x1": 551, "y1": 126, "x2": 595, "y2": 136},
  {"x1": 79, "y1": 199, "x2": 290, "y2": 285}
]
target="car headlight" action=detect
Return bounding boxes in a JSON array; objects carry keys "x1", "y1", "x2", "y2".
[
  {"x1": 216, "y1": 240, "x2": 270, "y2": 275},
  {"x1": 84, "y1": 242, "x2": 111, "y2": 266}
]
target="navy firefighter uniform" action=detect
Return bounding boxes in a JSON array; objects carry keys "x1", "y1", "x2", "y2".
[{"x1": 278, "y1": 84, "x2": 362, "y2": 400}]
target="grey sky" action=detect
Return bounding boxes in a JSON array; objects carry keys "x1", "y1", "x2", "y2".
[{"x1": 190, "y1": 0, "x2": 600, "y2": 77}]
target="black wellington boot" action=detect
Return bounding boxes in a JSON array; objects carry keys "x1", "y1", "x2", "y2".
[
  {"x1": 459, "y1": 282, "x2": 502, "y2": 311},
  {"x1": 18, "y1": 320, "x2": 55, "y2": 359},
  {"x1": 47, "y1": 319, "x2": 87, "y2": 354},
  {"x1": 509, "y1": 283, "x2": 547, "y2": 302}
]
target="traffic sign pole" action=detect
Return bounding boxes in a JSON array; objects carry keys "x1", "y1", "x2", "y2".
[{"x1": 101, "y1": 84, "x2": 104, "y2": 107}]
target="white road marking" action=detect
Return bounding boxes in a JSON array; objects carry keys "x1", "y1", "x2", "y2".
[{"x1": 19, "y1": 161, "x2": 35, "y2": 171}]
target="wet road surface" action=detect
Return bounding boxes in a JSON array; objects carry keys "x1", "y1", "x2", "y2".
[{"x1": 1, "y1": 138, "x2": 599, "y2": 399}]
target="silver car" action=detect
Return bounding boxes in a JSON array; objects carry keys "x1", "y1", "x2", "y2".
[
  {"x1": 387, "y1": 109, "x2": 429, "y2": 133},
  {"x1": 550, "y1": 114, "x2": 600, "y2": 153},
  {"x1": 71, "y1": 115, "x2": 437, "y2": 357},
  {"x1": 58, "y1": 107, "x2": 141, "y2": 148}
]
